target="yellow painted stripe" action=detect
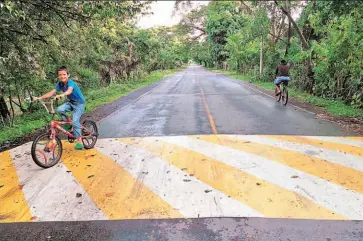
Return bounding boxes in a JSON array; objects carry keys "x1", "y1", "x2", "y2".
[
  {"x1": 343, "y1": 137, "x2": 363, "y2": 142},
  {"x1": 196, "y1": 135, "x2": 363, "y2": 194},
  {"x1": 200, "y1": 87, "x2": 218, "y2": 134},
  {"x1": 61, "y1": 142, "x2": 182, "y2": 219},
  {"x1": 0, "y1": 151, "x2": 32, "y2": 222},
  {"x1": 266, "y1": 136, "x2": 363, "y2": 157},
  {"x1": 122, "y1": 137, "x2": 344, "y2": 220}
]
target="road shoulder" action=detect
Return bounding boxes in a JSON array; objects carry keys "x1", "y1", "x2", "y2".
[
  {"x1": 0, "y1": 217, "x2": 362, "y2": 241},
  {"x1": 207, "y1": 68, "x2": 363, "y2": 136}
]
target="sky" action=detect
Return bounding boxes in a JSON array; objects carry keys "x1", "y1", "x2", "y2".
[
  {"x1": 136, "y1": 1, "x2": 301, "y2": 29},
  {"x1": 137, "y1": 1, "x2": 209, "y2": 29}
]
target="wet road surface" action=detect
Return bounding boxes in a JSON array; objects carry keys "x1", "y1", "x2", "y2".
[
  {"x1": 1, "y1": 217, "x2": 362, "y2": 241},
  {"x1": 1, "y1": 65, "x2": 362, "y2": 241},
  {"x1": 98, "y1": 65, "x2": 348, "y2": 138}
]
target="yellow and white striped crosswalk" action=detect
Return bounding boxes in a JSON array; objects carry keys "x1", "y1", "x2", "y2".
[{"x1": 1, "y1": 135, "x2": 363, "y2": 223}]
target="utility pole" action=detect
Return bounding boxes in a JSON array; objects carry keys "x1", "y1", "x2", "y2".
[{"x1": 259, "y1": 24, "x2": 264, "y2": 80}]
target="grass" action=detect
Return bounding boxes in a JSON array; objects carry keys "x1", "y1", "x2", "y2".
[
  {"x1": 0, "y1": 68, "x2": 182, "y2": 145},
  {"x1": 208, "y1": 67, "x2": 363, "y2": 119},
  {"x1": 85, "y1": 69, "x2": 180, "y2": 111}
]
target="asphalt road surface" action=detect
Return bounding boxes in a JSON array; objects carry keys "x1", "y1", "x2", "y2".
[
  {"x1": 1, "y1": 65, "x2": 362, "y2": 241},
  {"x1": 98, "y1": 65, "x2": 348, "y2": 138}
]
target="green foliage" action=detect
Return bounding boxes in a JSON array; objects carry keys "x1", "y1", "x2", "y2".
[
  {"x1": 214, "y1": 68, "x2": 363, "y2": 119},
  {"x1": 0, "y1": 0, "x2": 194, "y2": 144},
  {"x1": 0, "y1": 68, "x2": 181, "y2": 145},
  {"x1": 193, "y1": 0, "x2": 363, "y2": 114},
  {"x1": 190, "y1": 41, "x2": 213, "y2": 67},
  {"x1": 0, "y1": 0, "x2": 190, "y2": 115},
  {"x1": 75, "y1": 67, "x2": 100, "y2": 89},
  {"x1": 309, "y1": 8, "x2": 363, "y2": 105},
  {"x1": 206, "y1": 1, "x2": 248, "y2": 65}
]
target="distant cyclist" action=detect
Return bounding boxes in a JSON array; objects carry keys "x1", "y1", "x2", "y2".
[{"x1": 274, "y1": 60, "x2": 290, "y2": 96}]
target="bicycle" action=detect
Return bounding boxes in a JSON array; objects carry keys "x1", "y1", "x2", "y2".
[
  {"x1": 275, "y1": 80, "x2": 289, "y2": 105},
  {"x1": 28, "y1": 96, "x2": 99, "y2": 168}
]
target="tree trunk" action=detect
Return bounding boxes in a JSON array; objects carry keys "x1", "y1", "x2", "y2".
[
  {"x1": 285, "y1": 3, "x2": 292, "y2": 56},
  {"x1": 275, "y1": 0, "x2": 314, "y2": 93},
  {"x1": 271, "y1": 4, "x2": 276, "y2": 38},
  {"x1": 274, "y1": 0, "x2": 309, "y2": 50},
  {"x1": 259, "y1": 36, "x2": 264, "y2": 80},
  {"x1": 237, "y1": 59, "x2": 241, "y2": 73},
  {"x1": 14, "y1": 79, "x2": 26, "y2": 113},
  {"x1": 0, "y1": 95, "x2": 10, "y2": 120},
  {"x1": 8, "y1": 89, "x2": 15, "y2": 127},
  {"x1": 305, "y1": 59, "x2": 315, "y2": 94}
]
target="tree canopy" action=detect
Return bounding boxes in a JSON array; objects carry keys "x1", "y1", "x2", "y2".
[
  {"x1": 0, "y1": 0, "x2": 193, "y2": 122},
  {"x1": 187, "y1": 0, "x2": 363, "y2": 109},
  {"x1": 1, "y1": 0, "x2": 362, "y2": 125}
]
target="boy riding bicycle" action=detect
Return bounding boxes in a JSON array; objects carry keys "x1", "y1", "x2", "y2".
[
  {"x1": 274, "y1": 59, "x2": 290, "y2": 96},
  {"x1": 34, "y1": 66, "x2": 86, "y2": 150}
]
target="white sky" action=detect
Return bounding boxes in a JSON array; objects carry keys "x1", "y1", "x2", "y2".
[
  {"x1": 136, "y1": 1, "x2": 301, "y2": 29},
  {"x1": 137, "y1": 1, "x2": 209, "y2": 29}
]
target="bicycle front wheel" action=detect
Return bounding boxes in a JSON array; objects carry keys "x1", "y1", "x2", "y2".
[{"x1": 31, "y1": 133, "x2": 63, "y2": 168}]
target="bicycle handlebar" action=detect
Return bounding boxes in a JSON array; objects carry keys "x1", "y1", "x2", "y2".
[{"x1": 26, "y1": 96, "x2": 57, "y2": 114}]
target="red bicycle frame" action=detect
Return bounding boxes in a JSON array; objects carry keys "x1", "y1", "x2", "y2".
[
  {"x1": 49, "y1": 120, "x2": 95, "y2": 140},
  {"x1": 31, "y1": 97, "x2": 95, "y2": 150},
  {"x1": 51, "y1": 120, "x2": 75, "y2": 139}
]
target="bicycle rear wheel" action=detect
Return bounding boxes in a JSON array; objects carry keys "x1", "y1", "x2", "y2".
[
  {"x1": 82, "y1": 120, "x2": 98, "y2": 149},
  {"x1": 282, "y1": 85, "x2": 288, "y2": 105},
  {"x1": 31, "y1": 133, "x2": 62, "y2": 168},
  {"x1": 275, "y1": 86, "x2": 282, "y2": 102}
]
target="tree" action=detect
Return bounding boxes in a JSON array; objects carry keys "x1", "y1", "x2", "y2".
[
  {"x1": 177, "y1": 5, "x2": 208, "y2": 41},
  {"x1": 206, "y1": 1, "x2": 248, "y2": 67}
]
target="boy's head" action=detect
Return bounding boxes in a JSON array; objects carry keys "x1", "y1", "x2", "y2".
[
  {"x1": 56, "y1": 66, "x2": 70, "y2": 83},
  {"x1": 281, "y1": 59, "x2": 287, "y2": 65}
]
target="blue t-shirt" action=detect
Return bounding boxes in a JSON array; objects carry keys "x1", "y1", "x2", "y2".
[{"x1": 55, "y1": 79, "x2": 86, "y2": 103}]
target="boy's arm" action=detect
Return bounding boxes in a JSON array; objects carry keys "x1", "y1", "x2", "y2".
[
  {"x1": 55, "y1": 87, "x2": 73, "y2": 99},
  {"x1": 63, "y1": 87, "x2": 73, "y2": 96},
  {"x1": 57, "y1": 80, "x2": 77, "y2": 99}
]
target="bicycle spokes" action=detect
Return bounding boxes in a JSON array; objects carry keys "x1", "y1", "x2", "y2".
[
  {"x1": 81, "y1": 120, "x2": 98, "y2": 149},
  {"x1": 34, "y1": 137, "x2": 61, "y2": 166}
]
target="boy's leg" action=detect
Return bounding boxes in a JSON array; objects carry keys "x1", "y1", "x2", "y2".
[
  {"x1": 274, "y1": 77, "x2": 281, "y2": 95},
  {"x1": 56, "y1": 103, "x2": 72, "y2": 121},
  {"x1": 275, "y1": 85, "x2": 281, "y2": 95},
  {"x1": 71, "y1": 103, "x2": 86, "y2": 149}
]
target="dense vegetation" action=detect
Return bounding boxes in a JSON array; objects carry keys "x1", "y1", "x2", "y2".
[
  {"x1": 0, "y1": 1, "x2": 190, "y2": 132},
  {"x1": 185, "y1": 1, "x2": 363, "y2": 110},
  {"x1": 0, "y1": 0, "x2": 362, "y2": 144}
]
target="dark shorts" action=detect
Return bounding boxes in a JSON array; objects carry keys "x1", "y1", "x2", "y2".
[{"x1": 274, "y1": 76, "x2": 290, "y2": 85}]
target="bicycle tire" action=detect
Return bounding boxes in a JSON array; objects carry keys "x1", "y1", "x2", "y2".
[
  {"x1": 31, "y1": 133, "x2": 63, "y2": 168},
  {"x1": 82, "y1": 120, "x2": 98, "y2": 149},
  {"x1": 282, "y1": 85, "x2": 288, "y2": 105},
  {"x1": 275, "y1": 86, "x2": 282, "y2": 102}
]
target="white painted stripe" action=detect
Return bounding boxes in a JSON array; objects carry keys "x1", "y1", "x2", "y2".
[
  {"x1": 96, "y1": 139, "x2": 262, "y2": 218},
  {"x1": 304, "y1": 136, "x2": 363, "y2": 148},
  {"x1": 155, "y1": 136, "x2": 363, "y2": 220},
  {"x1": 232, "y1": 135, "x2": 363, "y2": 172},
  {"x1": 9, "y1": 142, "x2": 107, "y2": 221}
]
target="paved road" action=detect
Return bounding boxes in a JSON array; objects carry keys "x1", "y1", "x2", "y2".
[
  {"x1": 99, "y1": 65, "x2": 347, "y2": 138},
  {"x1": 1, "y1": 65, "x2": 363, "y2": 241}
]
